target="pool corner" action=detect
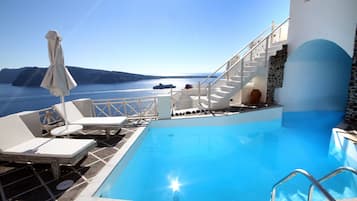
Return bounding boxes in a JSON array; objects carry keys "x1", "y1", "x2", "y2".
[{"x1": 75, "y1": 126, "x2": 147, "y2": 201}]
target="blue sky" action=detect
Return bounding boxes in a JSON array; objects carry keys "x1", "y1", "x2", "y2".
[{"x1": 0, "y1": 0, "x2": 289, "y2": 75}]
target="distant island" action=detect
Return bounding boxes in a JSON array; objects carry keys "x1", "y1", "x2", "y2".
[{"x1": 0, "y1": 66, "x2": 215, "y2": 87}]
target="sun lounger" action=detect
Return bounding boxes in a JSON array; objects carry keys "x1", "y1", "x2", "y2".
[
  {"x1": 54, "y1": 101, "x2": 127, "y2": 137},
  {"x1": 0, "y1": 112, "x2": 96, "y2": 179}
]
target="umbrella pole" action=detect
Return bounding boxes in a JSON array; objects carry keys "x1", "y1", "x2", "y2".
[{"x1": 61, "y1": 96, "x2": 69, "y2": 129}]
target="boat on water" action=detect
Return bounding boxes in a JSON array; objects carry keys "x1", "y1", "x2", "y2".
[{"x1": 153, "y1": 83, "x2": 176, "y2": 89}]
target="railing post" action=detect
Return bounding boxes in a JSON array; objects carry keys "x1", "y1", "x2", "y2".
[
  {"x1": 92, "y1": 104, "x2": 96, "y2": 117},
  {"x1": 198, "y1": 81, "x2": 201, "y2": 105},
  {"x1": 271, "y1": 20, "x2": 275, "y2": 45},
  {"x1": 240, "y1": 59, "x2": 244, "y2": 88},
  {"x1": 208, "y1": 82, "x2": 211, "y2": 110},
  {"x1": 123, "y1": 101, "x2": 128, "y2": 116},
  {"x1": 265, "y1": 36, "x2": 269, "y2": 68},
  {"x1": 271, "y1": 189, "x2": 276, "y2": 201},
  {"x1": 250, "y1": 48, "x2": 253, "y2": 61},
  {"x1": 170, "y1": 88, "x2": 173, "y2": 110},
  {"x1": 138, "y1": 99, "x2": 142, "y2": 118},
  {"x1": 155, "y1": 97, "x2": 158, "y2": 118},
  {"x1": 107, "y1": 102, "x2": 112, "y2": 116},
  {"x1": 226, "y1": 62, "x2": 230, "y2": 80},
  {"x1": 240, "y1": 59, "x2": 244, "y2": 104}
]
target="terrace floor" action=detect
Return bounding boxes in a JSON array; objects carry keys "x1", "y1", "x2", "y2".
[{"x1": 0, "y1": 125, "x2": 142, "y2": 201}]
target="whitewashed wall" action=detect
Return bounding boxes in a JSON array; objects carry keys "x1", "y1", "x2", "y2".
[
  {"x1": 151, "y1": 106, "x2": 282, "y2": 127},
  {"x1": 275, "y1": 0, "x2": 356, "y2": 111},
  {"x1": 287, "y1": 0, "x2": 357, "y2": 57}
]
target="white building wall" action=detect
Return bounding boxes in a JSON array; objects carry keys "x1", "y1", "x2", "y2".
[
  {"x1": 151, "y1": 106, "x2": 283, "y2": 127},
  {"x1": 275, "y1": 0, "x2": 356, "y2": 112},
  {"x1": 288, "y1": 0, "x2": 357, "y2": 57},
  {"x1": 157, "y1": 95, "x2": 172, "y2": 119}
]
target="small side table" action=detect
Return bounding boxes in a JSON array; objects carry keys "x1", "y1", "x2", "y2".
[{"x1": 51, "y1": 125, "x2": 83, "y2": 137}]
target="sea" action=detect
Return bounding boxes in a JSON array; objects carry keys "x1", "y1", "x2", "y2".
[{"x1": 0, "y1": 78, "x2": 203, "y2": 117}]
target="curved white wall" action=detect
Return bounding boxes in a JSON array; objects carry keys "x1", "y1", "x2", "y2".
[
  {"x1": 287, "y1": 0, "x2": 357, "y2": 57},
  {"x1": 275, "y1": 0, "x2": 357, "y2": 112},
  {"x1": 275, "y1": 39, "x2": 351, "y2": 111}
]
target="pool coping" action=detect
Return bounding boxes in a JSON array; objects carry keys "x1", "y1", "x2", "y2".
[
  {"x1": 75, "y1": 126, "x2": 146, "y2": 201},
  {"x1": 75, "y1": 106, "x2": 283, "y2": 201}
]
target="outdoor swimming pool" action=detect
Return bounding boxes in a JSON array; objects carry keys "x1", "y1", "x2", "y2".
[{"x1": 95, "y1": 111, "x2": 357, "y2": 201}]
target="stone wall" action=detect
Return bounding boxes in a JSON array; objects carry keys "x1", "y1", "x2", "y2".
[
  {"x1": 345, "y1": 27, "x2": 357, "y2": 124},
  {"x1": 266, "y1": 45, "x2": 288, "y2": 104}
]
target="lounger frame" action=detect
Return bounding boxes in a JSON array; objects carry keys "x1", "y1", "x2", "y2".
[{"x1": 0, "y1": 142, "x2": 96, "y2": 178}]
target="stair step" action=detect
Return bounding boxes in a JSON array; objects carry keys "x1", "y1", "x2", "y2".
[
  {"x1": 245, "y1": 61, "x2": 263, "y2": 66},
  {"x1": 200, "y1": 102, "x2": 209, "y2": 109},
  {"x1": 191, "y1": 95, "x2": 220, "y2": 102},
  {"x1": 271, "y1": 40, "x2": 287, "y2": 48},
  {"x1": 190, "y1": 96, "x2": 199, "y2": 101},
  {"x1": 221, "y1": 85, "x2": 236, "y2": 91},
  {"x1": 223, "y1": 79, "x2": 241, "y2": 86},
  {"x1": 267, "y1": 45, "x2": 284, "y2": 53},
  {"x1": 244, "y1": 65, "x2": 257, "y2": 69},
  {"x1": 237, "y1": 71, "x2": 253, "y2": 76},
  {"x1": 215, "y1": 89, "x2": 230, "y2": 96},
  {"x1": 254, "y1": 44, "x2": 285, "y2": 62},
  {"x1": 230, "y1": 75, "x2": 248, "y2": 82},
  {"x1": 211, "y1": 94, "x2": 224, "y2": 100},
  {"x1": 200, "y1": 96, "x2": 218, "y2": 104},
  {"x1": 259, "y1": 51, "x2": 278, "y2": 58},
  {"x1": 254, "y1": 56, "x2": 266, "y2": 62}
]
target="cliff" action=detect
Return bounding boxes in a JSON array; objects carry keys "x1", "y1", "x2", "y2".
[
  {"x1": 0, "y1": 68, "x2": 25, "y2": 83},
  {"x1": 0, "y1": 66, "x2": 212, "y2": 87},
  {"x1": 4, "y1": 66, "x2": 158, "y2": 87}
]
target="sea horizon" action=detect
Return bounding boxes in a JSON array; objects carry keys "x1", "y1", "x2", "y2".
[
  {"x1": 0, "y1": 77, "x2": 209, "y2": 117},
  {"x1": 0, "y1": 65, "x2": 216, "y2": 77}
]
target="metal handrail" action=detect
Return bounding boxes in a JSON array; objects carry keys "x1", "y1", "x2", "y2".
[
  {"x1": 210, "y1": 18, "x2": 289, "y2": 87},
  {"x1": 308, "y1": 167, "x2": 357, "y2": 201},
  {"x1": 199, "y1": 21, "x2": 274, "y2": 86},
  {"x1": 199, "y1": 18, "x2": 289, "y2": 109},
  {"x1": 271, "y1": 169, "x2": 336, "y2": 201},
  {"x1": 169, "y1": 18, "x2": 289, "y2": 110},
  {"x1": 93, "y1": 95, "x2": 159, "y2": 103}
]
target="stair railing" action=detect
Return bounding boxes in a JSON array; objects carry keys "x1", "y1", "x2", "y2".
[
  {"x1": 210, "y1": 18, "x2": 289, "y2": 88},
  {"x1": 271, "y1": 169, "x2": 336, "y2": 201},
  {"x1": 308, "y1": 166, "x2": 357, "y2": 201},
  {"x1": 199, "y1": 21, "x2": 275, "y2": 88},
  {"x1": 201, "y1": 18, "x2": 289, "y2": 109}
]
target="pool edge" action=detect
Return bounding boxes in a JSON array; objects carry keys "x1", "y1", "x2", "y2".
[{"x1": 75, "y1": 126, "x2": 146, "y2": 201}]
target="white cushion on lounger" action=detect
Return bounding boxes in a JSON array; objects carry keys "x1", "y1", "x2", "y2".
[
  {"x1": 72, "y1": 116, "x2": 127, "y2": 126},
  {"x1": 0, "y1": 114, "x2": 36, "y2": 151},
  {"x1": 4, "y1": 138, "x2": 96, "y2": 158},
  {"x1": 54, "y1": 101, "x2": 127, "y2": 127},
  {"x1": 55, "y1": 101, "x2": 84, "y2": 123},
  {"x1": 0, "y1": 112, "x2": 96, "y2": 178}
]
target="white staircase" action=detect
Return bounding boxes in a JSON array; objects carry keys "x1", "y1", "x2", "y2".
[{"x1": 189, "y1": 19, "x2": 289, "y2": 110}]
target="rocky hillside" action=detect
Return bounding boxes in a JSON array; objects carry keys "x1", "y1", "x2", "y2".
[
  {"x1": 0, "y1": 66, "x2": 158, "y2": 87},
  {"x1": 0, "y1": 66, "x2": 213, "y2": 87}
]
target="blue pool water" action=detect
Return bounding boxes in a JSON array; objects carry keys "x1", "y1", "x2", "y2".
[{"x1": 96, "y1": 111, "x2": 357, "y2": 201}]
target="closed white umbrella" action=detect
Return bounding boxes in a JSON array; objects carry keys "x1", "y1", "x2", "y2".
[{"x1": 41, "y1": 30, "x2": 77, "y2": 127}]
